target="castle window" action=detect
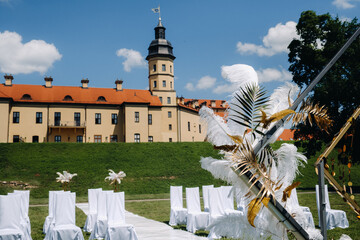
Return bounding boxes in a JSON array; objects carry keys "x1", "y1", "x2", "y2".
[
  {"x1": 112, "y1": 113, "x2": 118, "y2": 125},
  {"x1": 74, "y1": 112, "x2": 80, "y2": 126},
  {"x1": 188, "y1": 121, "x2": 190, "y2": 131},
  {"x1": 77, "y1": 135, "x2": 83, "y2": 143},
  {"x1": 63, "y1": 95, "x2": 73, "y2": 101},
  {"x1": 162, "y1": 64, "x2": 166, "y2": 71},
  {"x1": 135, "y1": 112, "x2": 139, "y2": 122},
  {"x1": 36, "y1": 112, "x2": 43, "y2": 124},
  {"x1": 110, "y1": 135, "x2": 118, "y2": 142},
  {"x1": 55, "y1": 135, "x2": 61, "y2": 142},
  {"x1": 94, "y1": 135, "x2": 102, "y2": 143},
  {"x1": 13, "y1": 112, "x2": 20, "y2": 123},
  {"x1": 97, "y1": 96, "x2": 106, "y2": 102},
  {"x1": 168, "y1": 111, "x2": 172, "y2": 118},
  {"x1": 167, "y1": 97, "x2": 171, "y2": 104},
  {"x1": 153, "y1": 81, "x2": 157, "y2": 88},
  {"x1": 148, "y1": 136, "x2": 153, "y2": 142},
  {"x1": 54, "y1": 112, "x2": 61, "y2": 126},
  {"x1": 153, "y1": 64, "x2": 156, "y2": 72},
  {"x1": 148, "y1": 114, "x2": 152, "y2": 125},
  {"x1": 134, "y1": 133, "x2": 140, "y2": 143},
  {"x1": 21, "y1": 94, "x2": 32, "y2": 100},
  {"x1": 169, "y1": 138, "x2": 172, "y2": 142},
  {"x1": 13, "y1": 135, "x2": 20, "y2": 143},
  {"x1": 170, "y1": 65, "x2": 172, "y2": 73},
  {"x1": 32, "y1": 136, "x2": 39, "y2": 143},
  {"x1": 199, "y1": 124, "x2": 202, "y2": 133},
  {"x1": 169, "y1": 124, "x2": 172, "y2": 130},
  {"x1": 170, "y1": 81, "x2": 173, "y2": 89},
  {"x1": 95, "y1": 113, "x2": 101, "y2": 124},
  {"x1": 159, "y1": 97, "x2": 162, "y2": 103},
  {"x1": 162, "y1": 80, "x2": 166, "y2": 87}
]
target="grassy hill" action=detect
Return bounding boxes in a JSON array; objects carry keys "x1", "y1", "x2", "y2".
[{"x1": 0, "y1": 141, "x2": 359, "y2": 199}]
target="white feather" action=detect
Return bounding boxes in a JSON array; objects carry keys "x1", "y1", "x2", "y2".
[{"x1": 199, "y1": 106, "x2": 234, "y2": 146}]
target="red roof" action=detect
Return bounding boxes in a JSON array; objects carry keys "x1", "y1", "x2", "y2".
[
  {"x1": 0, "y1": 84, "x2": 162, "y2": 106},
  {"x1": 277, "y1": 129, "x2": 295, "y2": 141}
]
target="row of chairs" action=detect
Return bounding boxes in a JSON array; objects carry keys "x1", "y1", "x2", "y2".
[
  {"x1": 170, "y1": 185, "x2": 244, "y2": 234},
  {"x1": 84, "y1": 188, "x2": 138, "y2": 240},
  {"x1": 0, "y1": 190, "x2": 31, "y2": 240}
]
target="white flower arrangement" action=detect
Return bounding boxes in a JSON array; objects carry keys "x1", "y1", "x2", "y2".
[
  {"x1": 105, "y1": 169, "x2": 126, "y2": 192},
  {"x1": 56, "y1": 171, "x2": 77, "y2": 190}
]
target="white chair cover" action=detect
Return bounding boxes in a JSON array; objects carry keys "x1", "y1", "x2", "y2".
[
  {"x1": 0, "y1": 194, "x2": 26, "y2": 240},
  {"x1": 316, "y1": 185, "x2": 349, "y2": 230},
  {"x1": 8, "y1": 191, "x2": 32, "y2": 240},
  {"x1": 207, "y1": 187, "x2": 243, "y2": 239},
  {"x1": 234, "y1": 187, "x2": 246, "y2": 213},
  {"x1": 45, "y1": 192, "x2": 84, "y2": 240},
  {"x1": 169, "y1": 186, "x2": 187, "y2": 226},
  {"x1": 185, "y1": 187, "x2": 209, "y2": 233},
  {"x1": 43, "y1": 190, "x2": 64, "y2": 234},
  {"x1": 89, "y1": 190, "x2": 113, "y2": 239},
  {"x1": 287, "y1": 188, "x2": 315, "y2": 229},
  {"x1": 220, "y1": 186, "x2": 238, "y2": 214},
  {"x1": 104, "y1": 192, "x2": 138, "y2": 240},
  {"x1": 202, "y1": 185, "x2": 213, "y2": 212},
  {"x1": 84, "y1": 188, "x2": 102, "y2": 233}
]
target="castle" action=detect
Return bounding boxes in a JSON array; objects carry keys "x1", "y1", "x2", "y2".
[{"x1": 0, "y1": 19, "x2": 227, "y2": 143}]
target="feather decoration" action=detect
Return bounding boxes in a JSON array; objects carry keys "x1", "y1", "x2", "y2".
[
  {"x1": 105, "y1": 169, "x2": 126, "y2": 184},
  {"x1": 56, "y1": 171, "x2": 77, "y2": 183},
  {"x1": 199, "y1": 106, "x2": 234, "y2": 146}
]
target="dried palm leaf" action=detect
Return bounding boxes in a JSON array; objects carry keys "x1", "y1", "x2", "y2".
[
  {"x1": 281, "y1": 181, "x2": 301, "y2": 202},
  {"x1": 261, "y1": 109, "x2": 296, "y2": 129},
  {"x1": 247, "y1": 197, "x2": 270, "y2": 227}
]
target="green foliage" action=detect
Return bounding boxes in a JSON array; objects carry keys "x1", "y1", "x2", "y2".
[
  {"x1": 0, "y1": 142, "x2": 224, "y2": 198},
  {"x1": 288, "y1": 10, "x2": 360, "y2": 153}
]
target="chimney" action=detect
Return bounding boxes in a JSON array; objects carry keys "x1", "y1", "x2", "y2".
[
  {"x1": 4, "y1": 74, "x2": 13, "y2": 86},
  {"x1": 115, "y1": 79, "x2": 123, "y2": 91},
  {"x1": 81, "y1": 78, "x2": 89, "y2": 89},
  {"x1": 44, "y1": 76, "x2": 53, "y2": 88}
]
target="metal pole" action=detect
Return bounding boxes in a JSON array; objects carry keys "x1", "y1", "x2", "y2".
[{"x1": 317, "y1": 160, "x2": 327, "y2": 239}]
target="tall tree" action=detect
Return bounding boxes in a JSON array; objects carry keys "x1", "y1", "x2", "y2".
[{"x1": 288, "y1": 10, "x2": 360, "y2": 157}]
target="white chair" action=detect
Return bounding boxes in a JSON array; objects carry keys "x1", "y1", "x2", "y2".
[
  {"x1": 0, "y1": 194, "x2": 26, "y2": 239},
  {"x1": 104, "y1": 192, "x2": 138, "y2": 240},
  {"x1": 287, "y1": 188, "x2": 315, "y2": 229},
  {"x1": 316, "y1": 185, "x2": 349, "y2": 230},
  {"x1": 90, "y1": 190, "x2": 113, "y2": 239},
  {"x1": 43, "y1": 190, "x2": 64, "y2": 233},
  {"x1": 202, "y1": 185, "x2": 213, "y2": 212},
  {"x1": 207, "y1": 187, "x2": 243, "y2": 239},
  {"x1": 84, "y1": 188, "x2": 102, "y2": 233},
  {"x1": 8, "y1": 191, "x2": 32, "y2": 240},
  {"x1": 220, "y1": 186, "x2": 242, "y2": 215},
  {"x1": 45, "y1": 192, "x2": 84, "y2": 240},
  {"x1": 185, "y1": 187, "x2": 209, "y2": 233},
  {"x1": 169, "y1": 186, "x2": 187, "y2": 226},
  {"x1": 234, "y1": 187, "x2": 246, "y2": 213}
]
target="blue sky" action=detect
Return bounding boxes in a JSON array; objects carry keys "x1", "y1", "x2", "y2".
[{"x1": 0, "y1": 0, "x2": 359, "y2": 101}]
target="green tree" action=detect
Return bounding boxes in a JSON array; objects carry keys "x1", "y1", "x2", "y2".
[{"x1": 288, "y1": 10, "x2": 360, "y2": 157}]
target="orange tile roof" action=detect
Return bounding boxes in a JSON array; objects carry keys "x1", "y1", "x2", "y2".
[
  {"x1": 277, "y1": 129, "x2": 295, "y2": 141},
  {"x1": 178, "y1": 98, "x2": 227, "y2": 118},
  {"x1": 0, "y1": 84, "x2": 162, "y2": 106}
]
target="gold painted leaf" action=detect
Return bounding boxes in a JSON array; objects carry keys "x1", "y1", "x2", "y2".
[
  {"x1": 247, "y1": 198, "x2": 262, "y2": 227},
  {"x1": 262, "y1": 109, "x2": 296, "y2": 128},
  {"x1": 282, "y1": 181, "x2": 301, "y2": 202}
]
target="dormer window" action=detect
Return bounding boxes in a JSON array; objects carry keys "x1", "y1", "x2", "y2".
[
  {"x1": 21, "y1": 94, "x2": 32, "y2": 100},
  {"x1": 63, "y1": 95, "x2": 73, "y2": 101},
  {"x1": 97, "y1": 96, "x2": 106, "y2": 102}
]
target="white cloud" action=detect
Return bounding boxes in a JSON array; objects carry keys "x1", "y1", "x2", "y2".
[
  {"x1": 332, "y1": 0, "x2": 356, "y2": 9},
  {"x1": 185, "y1": 82, "x2": 195, "y2": 91},
  {"x1": 116, "y1": 48, "x2": 146, "y2": 72},
  {"x1": 237, "y1": 21, "x2": 299, "y2": 57},
  {"x1": 256, "y1": 68, "x2": 292, "y2": 83},
  {"x1": 185, "y1": 75, "x2": 216, "y2": 92},
  {"x1": 0, "y1": 31, "x2": 62, "y2": 74},
  {"x1": 340, "y1": 16, "x2": 352, "y2": 22}
]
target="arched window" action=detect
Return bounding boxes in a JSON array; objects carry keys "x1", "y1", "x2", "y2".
[
  {"x1": 97, "y1": 96, "x2": 106, "y2": 102},
  {"x1": 63, "y1": 95, "x2": 73, "y2": 101},
  {"x1": 21, "y1": 94, "x2": 32, "y2": 100}
]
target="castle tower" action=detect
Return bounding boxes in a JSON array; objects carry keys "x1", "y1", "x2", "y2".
[{"x1": 146, "y1": 18, "x2": 176, "y2": 106}]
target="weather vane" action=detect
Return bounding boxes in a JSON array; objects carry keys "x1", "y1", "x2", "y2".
[{"x1": 151, "y1": 5, "x2": 161, "y2": 21}]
